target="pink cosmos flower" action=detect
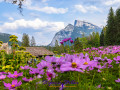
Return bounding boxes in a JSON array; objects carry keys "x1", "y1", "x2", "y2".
[
  {"x1": 70, "y1": 40, "x2": 73, "y2": 43},
  {"x1": 113, "y1": 56, "x2": 120, "y2": 64},
  {"x1": 46, "y1": 69, "x2": 56, "y2": 81},
  {"x1": 60, "y1": 57, "x2": 84, "y2": 72},
  {"x1": 7, "y1": 71, "x2": 23, "y2": 78},
  {"x1": 37, "y1": 60, "x2": 52, "y2": 70},
  {"x1": 0, "y1": 72, "x2": 7, "y2": 75},
  {"x1": 22, "y1": 77, "x2": 33, "y2": 82},
  {"x1": 3, "y1": 79, "x2": 22, "y2": 90},
  {"x1": 20, "y1": 65, "x2": 29, "y2": 70},
  {"x1": 97, "y1": 84, "x2": 101, "y2": 88},
  {"x1": 60, "y1": 42, "x2": 64, "y2": 45},
  {"x1": 0, "y1": 75, "x2": 6, "y2": 80},
  {"x1": 115, "y1": 78, "x2": 120, "y2": 83}
]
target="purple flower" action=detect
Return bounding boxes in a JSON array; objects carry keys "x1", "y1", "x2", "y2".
[
  {"x1": 60, "y1": 42, "x2": 64, "y2": 45},
  {"x1": 68, "y1": 37, "x2": 72, "y2": 40},
  {"x1": 22, "y1": 77, "x2": 33, "y2": 82},
  {"x1": 0, "y1": 72, "x2": 7, "y2": 75},
  {"x1": 97, "y1": 84, "x2": 101, "y2": 88},
  {"x1": 46, "y1": 69, "x2": 56, "y2": 81},
  {"x1": 113, "y1": 56, "x2": 120, "y2": 64},
  {"x1": 60, "y1": 57, "x2": 84, "y2": 72},
  {"x1": 0, "y1": 75, "x2": 6, "y2": 80},
  {"x1": 45, "y1": 56, "x2": 57, "y2": 65},
  {"x1": 3, "y1": 79, "x2": 22, "y2": 90},
  {"x1": 7, "y1": 71, "x2": 23, "y2": 78},
  {"x1": 70, "y1": 40, "x2": 73, "y2": 43},
  {"x1": 37, "y1": 60, "x2": 52, "y2": 70},
  {"x1": 20, "y1": 65, "x2": 29, "y2": 70},
  {"x1": 115, "y1": 78, "x2": 120, "y2": 83}
]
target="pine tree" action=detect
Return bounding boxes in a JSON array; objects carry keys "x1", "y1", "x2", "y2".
[
  {"x1": 30, "y1": 36, "x2": 36, "y2": 46},
  {"x1": 115, "y1": 8, "x2": 120, "y2": 44},
  {"x1": 100, "y1": 27, "x2": 105, "y2": 46},
  {"x1": 22, "y1": 33, "x2": 30, "y2": 47},
  {"x1": 55, "y1": 40, "x2": 59, "y2": 47},
  {"x1": 105, "y1": 7, "x2": 115, "y2": 45},
  {"x1": 95, "y1": 32, "x2": 100, "y2": 47}
]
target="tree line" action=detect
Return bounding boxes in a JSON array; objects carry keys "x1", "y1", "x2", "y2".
[
  {"x1": 100, "y1": 7, "x2": 120, "y2": 46},
  {"x1": 21, "y1": 33, "x2": 36, "y2": 47}
]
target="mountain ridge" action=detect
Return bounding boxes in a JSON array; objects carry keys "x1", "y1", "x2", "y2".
[{"x1": 49, "y1": 20, "x2": 102, "y2": 47}]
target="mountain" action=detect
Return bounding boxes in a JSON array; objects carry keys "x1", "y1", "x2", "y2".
[
  {"x1": 49, "y1": 20, "x2": 102, "y2": 47},
  {"x1": 0, "y1": 32, "x2": 21, "y2": 46}
]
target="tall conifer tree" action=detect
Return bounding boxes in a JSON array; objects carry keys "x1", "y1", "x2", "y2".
[
  {"x1": 105, "y1": 7, "x2": 115, "y2": 45},
  {"x1": 115, "y1": 8, "x2": 120, "y2": 44},
  {"x1": 22, "y1": 33, "x2": 30, "y2": 47}
]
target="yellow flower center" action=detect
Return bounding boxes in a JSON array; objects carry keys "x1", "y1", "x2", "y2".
[
  {"x1": 14, "y1": 75, "x2": 18, "y2": 77},
  {"x1": 11, "y1": 84, "x2": 15, "y2": 87},
  {"x1": 84, "y1": 62, "x2": 88, "y2": 65},
  {"x1": 72, "y1": 62, "x2": 77, "y2": 68}
]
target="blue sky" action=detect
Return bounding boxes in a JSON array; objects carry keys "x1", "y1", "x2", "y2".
[{"x1": 0, "y1": 0, "x2": 120, "y2": 45}]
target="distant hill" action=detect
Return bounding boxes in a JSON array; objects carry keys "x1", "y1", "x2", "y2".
[
  {"x1": 49, "y1": 20, "x2": 102, "y2": 47},
  {"x1": 0, "y1": 32, "x2": 21, "y2": 46}
]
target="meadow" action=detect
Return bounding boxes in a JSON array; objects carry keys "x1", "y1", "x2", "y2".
[{"x1": 0, "y1": 36, "x2": 120, "y2": 90}]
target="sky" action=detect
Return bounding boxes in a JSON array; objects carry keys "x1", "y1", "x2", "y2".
[{"x1": 0, "y1": 0, "x2": 120, "y2": 46}]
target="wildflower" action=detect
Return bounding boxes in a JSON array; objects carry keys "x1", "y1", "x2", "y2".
[
  {"x1": 46, "y1": 69, "x2": 56, "y2": 81},
  {"x1": 7, "y1": 71, "x2": 23, "y2": 78},
  {"x1": 3, "y1": 79, "x2": 22, "y2": 90},
  {"x1": 60, "y1": 42, "x2": 64, "y2": 45},
  {"x1": 60, "y1": 58, "x2": 84, "y2": 72},
  {"x1": 97, "y1": 84, "x2": 101, "y2": 88},
  {"x1": 37, "y1": 60, "x2": 52, "y2": 70},
  {"x1": 0, "y1": 72, "x2": 7, "y2": 75},
  {"x1": 0, "y1": 75, "x2": 6, "y2": 80},
  {"x1": 115, "y1": 78, "x2": 120, "y2": 83},
  {"x1": 20, "y1": 65, "x2": 29, "y2": 70},
  {"x1": 70, "y1": 40, "x2": 73, "y2": 43},
  {"x1": 22, "y1": 77, "x2": 33, "y2": 82}
]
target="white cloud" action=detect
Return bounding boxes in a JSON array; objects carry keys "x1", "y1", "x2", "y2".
[
  {"x1": 8, "y1": 17, "x2": 14, "y2": 21},
  {"x1": 1, "y1": 0, "x2": 68, "y2": 14},
  {"x1": 0, "y1": 18, "x2": 65, "y2": 32},
  {"x1": 33, "y1": 32, "x2": 50, "y2": 45},
  {"x1": 22, "y1": 0, "x2": 68, "y2": 14},
  {"x1": 41, "y1": 0, "x2": 49, "y2": 2},
  {"x1": 26, "y1": 6, "x2": 68, "y2": 14},
  {"x1": 75, "y1": 5, "x2": 102, "y2": 13},
  {"x1": 104, "y1": 0, "x2": 120, "y2": 6},
  {"x1": 75, "y1": 5, "x2": 87, "y2": 13}
]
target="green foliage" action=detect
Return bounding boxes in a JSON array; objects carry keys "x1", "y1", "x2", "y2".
[
  {"x1": 18, "y1": 46, "x2": 26, "y2": 51},
  {"x1": 22, "y1": 33, "x2": 30, "y2": 47},
  {"x1": 87, "y1": 32, "x2": 100, "y2": 48},
  {"x1": 74, "y1": 37, "x2": 83, "y2": 53},
  {"x1": 79, "y1": 37, "x2": 88, "y2": 48}
]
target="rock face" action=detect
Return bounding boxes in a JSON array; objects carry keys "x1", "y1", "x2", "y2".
[{"x1": 49, "y1": 20, "x2": 102, "y2": 47}]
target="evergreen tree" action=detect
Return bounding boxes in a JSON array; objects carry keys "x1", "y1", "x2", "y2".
[
  {"x1": 105, "y1": 7, "x2": 115, "y2": 45},
  {"x1": 55, "y1": 40, "x2": 59, "y2": 47},
  {"x1": 94, "y1": 32, "x2": 100, "y2": 47},
  {"x1": 115, "y1": 8, "x2": 120, "y2": 44},
  {"x1": 30, "y1": 36, "x2": 36, "y2": 46},
  {"x1": 100, "y1": 27, "x2": 105, "y2": 46},
  {"x1": 22, "y1": 33, "x2": 30, "y2": 47},
  {"x1": 74, "y1": 37, "x2": 83, "y2": 53}
]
